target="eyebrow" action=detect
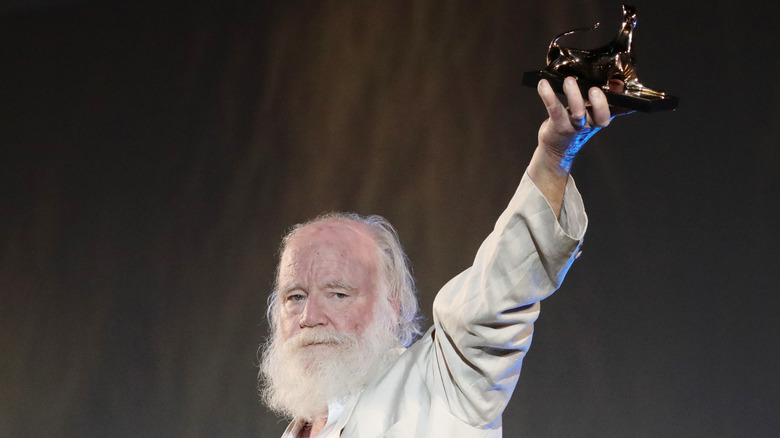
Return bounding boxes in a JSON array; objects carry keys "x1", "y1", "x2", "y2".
[
  {"x1": 279, "y1": 280, "x2": 357, "y2": 294},
  {"x1": 280, "y1": 282, "x2": 302, "y2": 294},
  {"x1": 324, "y1": 280, "x2": 357, "y2": 291}
]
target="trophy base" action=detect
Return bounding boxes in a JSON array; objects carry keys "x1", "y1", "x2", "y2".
[{"x1": 522, "y1": 71, "x2": 679, "y2": 113}]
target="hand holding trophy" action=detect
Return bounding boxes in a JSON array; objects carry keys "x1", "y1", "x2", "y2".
[{"x1": 523, "y1": 5, "x2": 678, "y2": 113}]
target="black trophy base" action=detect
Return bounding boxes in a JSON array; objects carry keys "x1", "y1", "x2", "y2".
[{"x1": 522, "y1": 71, "x2": 679, "y2": 113}]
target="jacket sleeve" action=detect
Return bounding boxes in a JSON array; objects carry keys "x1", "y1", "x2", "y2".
[{"x1": 428, "y1": 170, "x2": 587, "y2": 427}]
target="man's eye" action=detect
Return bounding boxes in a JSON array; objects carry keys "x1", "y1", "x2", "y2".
[{"x1": 288, "y1": 294, "x2": 306, "y2": 302}]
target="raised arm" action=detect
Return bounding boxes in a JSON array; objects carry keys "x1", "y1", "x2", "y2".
[
  {"x1": 420, "y1": 77, "x2": 624, "y2": 429},
  {"x1": 527, "y1": 77, "x2": 615, "y2": 217}
]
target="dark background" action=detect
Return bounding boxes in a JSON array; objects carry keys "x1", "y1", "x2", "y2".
[{"x1": 1, "y1": 0, "x2": 778, "y2": 436}]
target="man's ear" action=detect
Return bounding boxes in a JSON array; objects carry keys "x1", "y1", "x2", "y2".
[{"x1": 389, "y1": 297, "x2": 401, "y2": 324}]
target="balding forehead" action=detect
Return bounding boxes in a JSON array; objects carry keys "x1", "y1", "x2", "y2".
[
  {"x1": 290, "y1": 218, "x2": 377, "y2": 248},
  {"x1": 278, "y1": 217, "x2": 384, "y2": 296},
  {"x1": 282, "y1": 219, "x2": 380, "y2": 264}
]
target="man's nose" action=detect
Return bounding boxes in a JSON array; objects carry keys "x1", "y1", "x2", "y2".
[{"x1": 299, "y1": 295, "x2": 327, "y2": 328}]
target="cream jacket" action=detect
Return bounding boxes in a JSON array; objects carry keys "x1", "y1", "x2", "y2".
[{"x1": 282, "y1": 172, "x2": 587, "y2": 437}]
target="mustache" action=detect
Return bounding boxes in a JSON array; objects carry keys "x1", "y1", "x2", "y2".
[{"x1": 286, "y1": 329, "x2": 357, "y2": 349}]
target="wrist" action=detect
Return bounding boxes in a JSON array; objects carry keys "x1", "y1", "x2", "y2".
[
  {"x1": 527, "y1": 144, "x2": 570, "y2": 218},
  {"x1": 533, "y1": 142, "x2": 574, "y2": 178}
]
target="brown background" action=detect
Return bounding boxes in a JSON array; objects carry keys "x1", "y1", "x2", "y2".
[{"x1": 1, "y1": 0, "x2": 778, "y2": 436}]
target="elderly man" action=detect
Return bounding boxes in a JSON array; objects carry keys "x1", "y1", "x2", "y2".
[{"x1": 260, "y1": 77, "x2": 620, "y2": 437}]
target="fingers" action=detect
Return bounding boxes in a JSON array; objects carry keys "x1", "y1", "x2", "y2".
[
  {"x1": 539, "y1": 77, "x2": 613, "y2": 130},
  {"x1": 587, "y1": 87, "x2": 612, "y2": 127},
  {"x1": 563, "y1": 77, "x2": 588, "y2": 128},
  {"x1": 537, "y1": 78, "x2": 567, "y2": 126}
]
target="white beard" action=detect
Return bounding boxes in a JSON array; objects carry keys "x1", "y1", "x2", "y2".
[{"x1": 260, "y1": 314, "x2": 401, "y2": 421}]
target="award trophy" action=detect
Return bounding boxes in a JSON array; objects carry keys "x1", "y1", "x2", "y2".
[{"x1": 522, "y1": 5, "x2": 678, "y2": 112}]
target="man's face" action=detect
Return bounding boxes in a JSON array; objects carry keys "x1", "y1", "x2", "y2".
[
  {"x1": 262, "y1": 219, "x2": 402, "y2": 419},
  {"x1": 277, "y1": 219, "x2": 383, "y2": 344}
]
